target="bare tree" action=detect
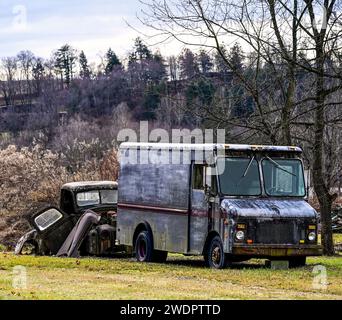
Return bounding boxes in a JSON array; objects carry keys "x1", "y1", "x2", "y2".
[
  {"x1": 139, "y1": 0, "x2": 342, "y2": 254},
  {"x1": 168, "y1": 55, "x2": 178, "y2": 81},
  {"x1": 1, "y1": 57, "x2": 18, "y2": 106},
  {"x1": 17, "y1": 50, "x2": 35, "y2": 104}
]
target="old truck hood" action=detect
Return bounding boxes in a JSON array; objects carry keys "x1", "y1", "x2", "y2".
[{"x1": 221, "y1": 198, "x2": 317, "y2": 218}]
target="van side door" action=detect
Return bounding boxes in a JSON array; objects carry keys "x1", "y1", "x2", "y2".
[{"x1": 189, "y1": 164, "x2": 210, "y2": 254}]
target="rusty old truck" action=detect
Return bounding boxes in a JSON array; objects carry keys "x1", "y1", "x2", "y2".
[
  {"x1": 116, "y1": 142, "x2": 322, "y2": 268},
  {"x1": 15, "y1": 181, "x2": 124, "y2": 257}
]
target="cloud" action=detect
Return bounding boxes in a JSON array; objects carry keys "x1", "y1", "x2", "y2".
[{"x1": 0, "y1": 0, "x2": 185, "y2": 62}]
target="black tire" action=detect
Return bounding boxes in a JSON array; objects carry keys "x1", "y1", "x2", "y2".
[
  {"x1": 153, "y1": 250, "x2": 168, "y2": 263},
  {"x1": 289, "y1": 256, "x2": 306, "y2": 268},
  {"x1": 135, "y1": 231, "x2": 153, "y2": 262},
  {"x1": 204, "y1": 236, "x2": 227, "y2": 269}
]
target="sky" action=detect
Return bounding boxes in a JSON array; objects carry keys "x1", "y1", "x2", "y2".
[{"x1": 0, "y1": 0, "x2": 181, "y2": 62}]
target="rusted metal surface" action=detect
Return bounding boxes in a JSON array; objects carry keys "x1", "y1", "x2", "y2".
[
  {"x1": 189, "y1": 190, "x2": 208, "y2": 254},
  {"x1": 15, "y1": 181, "x2": 119, "y2": 257},
  {"x1": 117, "y1": 208, "x2": 188, "y2": 253},
  {"x1": 118, "y1": 147, "x2": 191, "y2": 254},
  {"x1": 118, "y1": 163, "x2": 190, "y2": 210},
  {"x1": 61, "y1": 181, "x2": 118, "y2": 192},
  {"x1": 118, "y1": 203, "x2": 188, "y2": 215},
  {"x1": 120, "y1": 142, "x2": 302, "y2": 153},
  {"x1": 221, "y1": 199, "x2": 317, "y2": 218},
  {"x1": 117, "y1": 142, "x2": 320, "y2": 262},
  {"x1": 232, "y1": 244, "x2": 322, "y2": 257},
  {"x1": 14, "y1": 230, "x2": 37, "y2": 255},
  {"x1": 57, "y1": 210, "x2": 101, "y2": 258}
]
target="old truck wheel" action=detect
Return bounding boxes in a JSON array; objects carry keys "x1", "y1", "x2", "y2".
[
  {"x1": 289, "y1": 256, "x2": 306, "y2": 268},
  {"x1": 205, "y1": 236, "x2": 226, "y2": 269},
  {"x1": 135, "y1": 231, "x2": 153, "y2": 262}
]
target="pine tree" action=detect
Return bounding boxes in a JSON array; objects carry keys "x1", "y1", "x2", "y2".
[
  {"x1": 214, "y1": 46, "x2": 230, "y2": 75},
  {"x1": 105, "y1": 48, "x2": 121, "y2": 75},
  {"x1": 54, "y1": 44, "x2": 77, "y2": 87},
  {"x1": 128, "y1": 37, "x2": 152, "y2": 65},
  {"x1": 178, "y1": 48, "x2": 199, "y2": 79},
  {"x1": 151, "y1": 51, "x2": 167, "y2": 82},
  {"x1": 32, "y1": 57, "x2": 45, "y2": 95},
  {"x1": 79, "y1": 50, "x2": 90, "y2": 79},
  {"x1": 198, "y1": 50, "x2": 213, "y2": 74},
  {"x1": 228, "y1": 43, "x2": 244, "y2": 72}
]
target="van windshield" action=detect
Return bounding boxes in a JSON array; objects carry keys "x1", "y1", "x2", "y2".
[
  {"x1": 217, "y1": 157, "x2": 261, "y2": 196},
  {"x1": 262, "y1": 158, "x2": 305, "y2": 197}
]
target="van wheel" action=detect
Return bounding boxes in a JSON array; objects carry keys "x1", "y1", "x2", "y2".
[
  {"x1": 289, "y1": 256, "x2": 306, "y2": 268},
  {"x1": 135, "y1": 231, "x2": 153, "y2": 262},
  {"x1": 153, "y1": 250, "x2": 168, "y2": 263},
  {"x1": 204, "y1": 236, "x2": 226, "y2": 269}
]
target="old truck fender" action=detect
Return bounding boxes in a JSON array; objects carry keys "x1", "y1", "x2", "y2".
[
  {"x1": 14, "y1": 229, "x2": 38, "y2": 255},
  {"x1": 56, "y1": 210, "x2": 101, "y2": 258}
]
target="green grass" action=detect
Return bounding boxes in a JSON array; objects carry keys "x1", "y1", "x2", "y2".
[
  {"x1": 0, "y1": 234, "x2": 341, "y2": 300},
  {"x1": 0, "y1": 252, "x2": 342, "y2": 300}
]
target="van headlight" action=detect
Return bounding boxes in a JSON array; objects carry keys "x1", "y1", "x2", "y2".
[
  {"x1": 308, "y1": 232, "x2": 316, "y2": 242},
  {"x1": 235, "y1": 230, "x2": 245, "y2": 241}
]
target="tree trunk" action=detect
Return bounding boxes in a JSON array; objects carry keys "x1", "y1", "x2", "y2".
[
  {"x1": 319, "y1": 195, "x2": 335, "y2": 255},
  {"x1": 312, "y1": 45, "x2": 335, "y2": 255}
]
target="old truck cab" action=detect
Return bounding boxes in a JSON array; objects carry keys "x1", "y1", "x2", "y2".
[
  {"x1": 15, "y1": 181, "x2": 119, "y2": 257},
  {"x1": 216, "y1": 145, "x2": 321, "y2": 267},
  {"x1": 117, "y1": 143, "x2": 322, "y2": 268}
]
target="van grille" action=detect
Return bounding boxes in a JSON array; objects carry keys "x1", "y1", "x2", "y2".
[{"x1": 255, "y1": 220, "x2": 297, "y2": 244}]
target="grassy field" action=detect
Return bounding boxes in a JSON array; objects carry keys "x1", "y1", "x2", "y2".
[
  {"x1": 0, "y1": 255, "x2": 341, "y2": 300},
  {"x1": 0, "y1": 234, "x2": 341, "y2": 300}
]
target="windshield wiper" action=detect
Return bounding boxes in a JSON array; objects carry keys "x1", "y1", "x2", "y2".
[
  {"x1": 236, "y1": 155, "x2": 255, "y2": 186},
  {"x1": 242, "y1": 155, "x2": 255, "y2": 178},
  {"x1": 266, "y1": 156, "x2": 297, "y2": 177}
]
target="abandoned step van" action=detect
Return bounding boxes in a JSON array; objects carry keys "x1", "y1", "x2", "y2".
[{"x1": 117, "y1": 143, "x2": 322, "y2": 269}]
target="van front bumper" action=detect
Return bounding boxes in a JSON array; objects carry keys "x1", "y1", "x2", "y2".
[{"x1": 232, "y1": 244, "x2": 322, "y2": 257}]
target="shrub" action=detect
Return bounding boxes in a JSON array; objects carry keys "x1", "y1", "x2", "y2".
[{"x1": 0, "y1": 144, "x2": 119, "y2": 248}]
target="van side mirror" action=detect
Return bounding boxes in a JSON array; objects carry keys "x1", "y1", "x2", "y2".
[{"x1": 205, "y1": 185, "x2": 215, "y2": 203}]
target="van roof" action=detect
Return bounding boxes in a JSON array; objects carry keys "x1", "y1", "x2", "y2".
[{"x1": 119, "y1": 142, "x2": 302, "y2": 153}]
